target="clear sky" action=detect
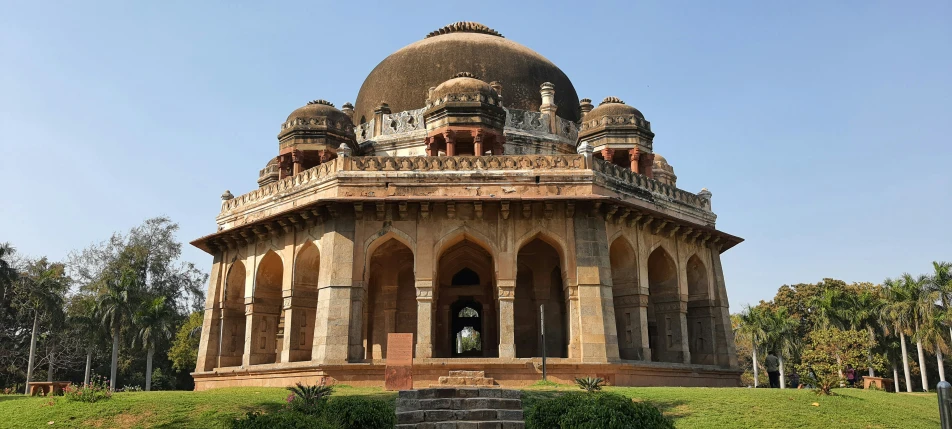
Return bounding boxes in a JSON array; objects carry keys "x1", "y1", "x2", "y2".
[{"x1": 1, "y1": 1, "x2": 949, "y2": 312}]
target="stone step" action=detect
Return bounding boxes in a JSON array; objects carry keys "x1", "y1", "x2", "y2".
[
  {"x1": 397, "y1": 409, "x2": 524, "y2": 424},
  {"x1": 447, "y1": 370, "x2": 486, "y2": 377},
  {"x1": 399, "y1": 388, "x2": 520, "y2": 400},
  {"x1": 436, "y1": 376, "x2": 495, "y2": 386},
  {"x1": 396, "y1": 422, "x2": 524, "y2": 429},
  {"x1": 398, "y1": 397, "x2": 523, "y2": 412}
]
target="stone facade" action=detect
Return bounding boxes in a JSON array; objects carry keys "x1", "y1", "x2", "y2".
[{"x1": 191, "y1": 21, "x2": 742, "y2": 390}]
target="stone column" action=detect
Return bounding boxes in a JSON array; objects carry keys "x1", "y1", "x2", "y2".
[
  {"x1": 195, "y1": 253, "x2": 224, "y2": 372},
  {"x1": 710, "y1": 246, "x2": 738, "y2": 368},
  {"x1": 643, "y1": 153, "x2": 655, "y2": 178},
  {"x1": 311, "y1": 215, "x2": 356, "y2": 364},
  {"x1": 572, "y1": 214, "x2": 621, "y2": 363},
  {"x1": 292, "y1": 150, "x2": 302, "y2": 175},
  {"x1": 565, "y1": 285, "x2": 581, "y2": 359},
  {"x1": 415, "y1": 280, "x2": 434, "y2": 359},
  {"x1": 629, "y1": 148, "x2": 640, "y2": 174},
  {"x1": 686, "y1": 300, "x2": 718, "y2": 365},
  {"x1": 474, "y1": 129, "x2": 484, "y2": 156},
  {"x1": 601, "y1": 148, "x2": 615, "y2": 164},
  {"x1": 444, "y1": 131, "x2": 456, "y2": 156},
  {"x1": 540, "y1": 82, "x2": 558, "y2": 133},
  {"x1": 613, "y1": 290, "x2": 650, "y2": 361},
  {"x1": 348, "y1": 281, "x2": 365, "y2": 361},
  {"x1": 280, "y1": 292, "x2": 317, "y2": 363},
  {"x1": 577, "y1": 141, "x2": 594, "y2": 169},
  {"x1": 497, "y1": 279, "x2": 516, "y2": 359}
]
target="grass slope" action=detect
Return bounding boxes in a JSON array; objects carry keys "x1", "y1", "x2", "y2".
[{"x1": 0, "y1": 385, "x2": 939, "y2": 428}]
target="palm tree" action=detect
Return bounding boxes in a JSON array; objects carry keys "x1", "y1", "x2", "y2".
[
  {"x1": 919, "y1": 305, "x2": 950, "y2": 382},
  {"x1": 928, "y1": 261, "x2": 952, "y2": 380},
  {"x1": 843, "y1": 289, "x2": 885, "y2": 377},
  {"x1": 900, "y1": 273, "x2": 935, "y2": 392},
  {"x1": 134, "y1": 295, "x2": 177, "y2": 391},
  {"x1": 738, "y1": 305, "x2": 767, "y2": 387},
  {"x1": 96, "y1": 267, "x2": 140, "y2": 391},
  {"x1": 882, "y1": 276, "x2": 923, "y2": 392},
  {"x1": 761, "y1": 306, "x2": 800, "y2": 389},
  {"x1": 15, "y1": 259, "x2": 69, "y2": 394},
  {"x1": 0, "y1": 243, "x2": 17, "y2": 303}
]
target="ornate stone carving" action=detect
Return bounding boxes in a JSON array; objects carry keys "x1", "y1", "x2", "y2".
[
  {"x1": 350, "y1": 155, "x2": 584, "y2": 172},
  {"x1": 355, "y1": 119, "x2": 375, "y2": 143},
  {"x1": 426, "y1": 21, "x2": 504, "y2": 39},
  {"x1": 504, "y1": 108, "x2": 549, "y2": 133},
  {"x1": 380, "y1": 108, "x2": 425, "y2": 135}
]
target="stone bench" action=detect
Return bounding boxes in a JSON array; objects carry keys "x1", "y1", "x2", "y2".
[
  {"x1": 29, "y1": 381, "x2": 71, "y2": 396},
  {"x1": 863, "y1": 376, "x2": 894, "y2": 391}
]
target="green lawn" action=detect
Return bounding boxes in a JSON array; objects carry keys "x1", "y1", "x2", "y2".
[{"x1": 0, "y1": 385, "x2": 940, "y2": 428}]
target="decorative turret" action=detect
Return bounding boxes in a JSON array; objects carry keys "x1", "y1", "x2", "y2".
[
  {"x1": 578, "y1": 96, "x2": 655, "y2": 175},
  {"x1": 272, "y1": 100, "x2": 357, "y2": 185},
  {"x1": 652, "y1": 154, "x2": 677, "y2": 186},
  {"x1": 423, "y1": 72, "x2": 506, "y2": 156}
]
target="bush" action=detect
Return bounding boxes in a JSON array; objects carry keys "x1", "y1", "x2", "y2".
[
  {"x1": 285, "y1": 382, "x2": 333, "y2": 415},
  {"x1": 323, "y1": 396, "x2": 396, "y2": 429},
  {"x1": 63, "y1": 374, "x2": 112, "y2": 403},
  {"x1": 575, "y1": 376, "x2": 605, "y2": 393},
  {"x1": 231, "y1": 394, "x2": 394, "y2": 429},
  {"x1": 230, "y1": 411, "x2": 332, "y2": 429},
  {"x1": 526, "y1": 392, "x2": 673, "y2": 429}
]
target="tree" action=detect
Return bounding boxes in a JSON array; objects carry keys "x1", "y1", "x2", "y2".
[
  {"x1": 12, "y1": 258, "x2": 70, "y2": 394},
  {"x1": 882, "y1": 276, "x2": 924, "y2": 392},
  {"x1": 96, "y1": 266, "x2": 140, "y2": 392},
  {"x1": 928, "y1": 261, "x2": 952, "y2": 381},
  {"x1": 842, "y1": 287, "x2": 885, "y2": 377},
  {"x1": 899, "y1": 273, "x2": 935, "y2": 391},
  {"x1": 797, "y1": 328, "x2": 880, "y2": 395},
  {"x1": 0, "y1": 243, "x2": 17, "y2": 304},
  {"x1": 134, "y1": 295, "x2": 177, "y2": 391},
  {"x1": 169, "y1": 311, "x2": 203, "y2": 374},
  {"x1": 738, "y1": 305, "x2": 768, "y2": 387},
  {"x1": 760, "y1": 306, "x2": 800, "y2": 389}
]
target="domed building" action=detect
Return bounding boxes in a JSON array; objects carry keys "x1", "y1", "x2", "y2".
[{"x1": 191, "y1": 22, "x2": 743, "y2": 390}]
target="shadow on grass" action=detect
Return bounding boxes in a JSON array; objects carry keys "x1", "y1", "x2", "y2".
[
  {"x1": 643, "y1": 399, "x2": 691, "y2": 421},
  {"x1": 0, "y1": 395, "x2": 29, "y2": 402},
  {"x1": 151, "y1": 400, "x2": 285, "y2": 429}
]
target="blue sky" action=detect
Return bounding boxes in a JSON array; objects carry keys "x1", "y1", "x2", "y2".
[{"x1": 1, "y1": 1, "x2": 949, "y2": 312}]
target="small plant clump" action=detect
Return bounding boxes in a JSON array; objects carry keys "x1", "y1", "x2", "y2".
[
  {"x1": 574, "y1": 376, "x2": 605, "y2": 393},
  {"x1": 63, "y1": 374, "x2": 112, "y2": 403},
  {"x1": 525, "y1": 392, "x2": 674, "y2": 429},
  {"x1": 285, "y1": 382, "x2": 333, "y2": 415}
]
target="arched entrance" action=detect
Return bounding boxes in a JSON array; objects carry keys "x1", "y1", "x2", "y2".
[
  {"x1": 515, "y1": 238, "x2": 567, "y2": 358},
  {"x1": 435, "y1": 239, "x2": 497, "y2": 358},
  {"x1": 450, "y1": 299, "x2": 483, "y2": 357},
  {"x1": 219, "y1": 261, "x2": 246, "y2": 367},
  {"x1": 647, "y1": 247, "x2": 684, "y2": 363},
  {"x1": 365, "y1": 239, "x2": 417, "y2": 360},
  {"x1": 686, "y1": 255, "x2": 715, "y2": 365},
  {"x1": 609, "y1": 237, "x2": 644, "y2": 360},
  {"x1": 287, "y1": 242, "x2": 319, "y2": 362},
  {"x1": 250, "y1": 251, "x2": 282, "y2": 365}
]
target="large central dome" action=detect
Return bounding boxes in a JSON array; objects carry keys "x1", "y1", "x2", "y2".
[{"x1": 355, "y1": 22, "x2": 581, "y2": 124}]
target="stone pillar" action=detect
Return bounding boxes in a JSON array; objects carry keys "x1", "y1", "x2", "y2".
[
  {"x1": 579, "y1": 98, "x2": 594, "y2": 117},
  {"x1": 710, "y1": 246, "x2": 738, "y2": 368},
  {"x1": 651, "y1": 299, "x2": 689, "y2": 364},
  {"x1": 572, "y1": 214, "x2": 621, "y2": 363},
  {"x1": 565, "y1": 285, "x2": 581, "y2": 359},
  {"x1": 348, "y1": 281, "x2": 365, "y2": 361},
  {"x1": 311, "y1": 215, "x2": 356, "y2": 364},
  {"x1": 642, "y1": 153, "x2": 655, "y2": 178},
  {"x1": 540, "y1": 82, "x2": 558, "y2": 133},
  {"x1": 244, "y1": 301, "x2": 280, "y2": 365},
  {"x1": 629, "y1": 148, "x2": 640, "y2": 174},
  {"x1": 415, "y1": 280, "x2": 434, "y2": 359},
  {"x1": 600, "y1": 148, "x2": 615, "y2": 164},
  {"x1": 686, "y1": 301, "x2": 718, "y2": 365},
  {"x1": 195, "y1": 253, "x2": 224, "y2": 372},
  {"x1": 613, "y1": 290, "x2": 649, "y2": 361},
  {"x1": 292, "y1": 150, "x2": 302, "y2": 175},
  {"x1": 425, "y1": 136, "x2": 436, "y2": 157},
  {"x1": 373, "y1": 103, "x2": 390, "y2": 137},
  {"x1": 497, "y1": 279, "x2": 516, "y2": 359},
  {"x1": 281, "y1": 292, "x2": 317, "y2": 363},
  {"x1": 577, "y1": 141, "x2": 594, "y2": 169},
  {"x1": 474, "y1": 129, "x2": 484, "y2": 156},
  {"x1": 444, "y1": 131, "x2": 456, "y2": 156}
]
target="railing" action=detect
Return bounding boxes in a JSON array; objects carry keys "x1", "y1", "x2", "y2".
[
  {"x1": 503, "y1": 108, "x2": 549, "y2": 133},
  {"x1": 591, "y1": 158, "x2": 708, "y2": 211},
  {"x1": 221, "y1": 155, "x2": 710, "y2": 215},
  {"x1": 355, "y1": 120, "x2": 375, "y2": 143},
  {"x1": 380, "y1": 108, "x2": 425, "y2": 135}
]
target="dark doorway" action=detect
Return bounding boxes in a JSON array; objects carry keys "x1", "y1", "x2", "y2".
[{"x1": 450, "y1": 298, "x2": 483, "y2": 357}]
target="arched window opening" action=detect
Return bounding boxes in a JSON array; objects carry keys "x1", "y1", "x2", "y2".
[{"x1": 452, "y1": 268, "x2": 480, "y2": 286}]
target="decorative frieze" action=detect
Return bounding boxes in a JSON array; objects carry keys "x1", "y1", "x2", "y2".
[{"x1": 504, "y1": 108, "x2": 549, "y2": 133}]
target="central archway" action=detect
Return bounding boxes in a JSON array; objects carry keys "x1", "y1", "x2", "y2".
[
  {"x1": 451, "y1": 299, "x2": 483, "y2": 357},
  {"x1": 365, "y1": 238, "x2": 416, "y2": 360},
  {"x1": 435, "y1": 239, "x2": 497, "y2": 358},
  {"x1": 515, "y1": 238, "x2": 567, "y2": 358}
]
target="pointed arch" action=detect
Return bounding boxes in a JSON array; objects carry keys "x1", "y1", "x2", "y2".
[
  {"x1": 362, "y1": 228, "x2": 416, "y2": 282},
  {"x1": 686, "y1": 253, "x2": 715, "y2": 365},
  {"x1": 434, "y1": 233, "x2": 498, "y2": 358},
  {"x1": 249, "y1": 250, "x2": 283, "y2": 365},
  {"x1": 514, "y1": 228, "x2": 575, "y2": 287},
  {"x1": 515, "y1": 237, "x2": 568, "y2": 358},
  {"x1": 287, "y1": 241, "x2": 320, "y2": 362},
  {"x1": 646, "y1": 245, "x2": 684, "y2": 364},
  {"x1": 365, "y1": 238, "x2": 416, "y2": 360},
  {"x1": 609, "y1": 236, "x2": 642, "y2": 360},
  {"x1": 219, "y1": 260, "x2": 247, "y2": 367},
  {"x1": 434, "y1": 226, "x2": 499, "y2": 264}
]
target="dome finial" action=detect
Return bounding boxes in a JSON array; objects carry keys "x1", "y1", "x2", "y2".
[
  {"x1": 453, "y1": 71, "x2": 480, "y2": 80},
  {"x1": 600, "y1": 96, "x2": 625, "y2": 105},
  {"x1": 426, "y1": 21, "x2": 504, "y2": 38},
  {"x1": 307, "y1": 99, "x2": 334, "y2": 107}
]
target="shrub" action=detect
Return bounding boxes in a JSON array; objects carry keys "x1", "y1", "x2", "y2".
[
  {"x1": 286, "y1": 382, "x2": 333, "y2": 415},
  {"x1": 63, "y1": 374, "x2": 112, "y2": 403},
  {"x1": 323, "y1": 396, "x2": 396, "y2": 429},
  {"x1": 526, "y1": 392, "x2": 673, "y2": 429},
  {"x1": 796, "y1": 328, "x2": 883, "y2": 395},
  {"x1": 230, "y1": 411, "x2": 332, "y2": 429},
  {"x1": 121, "y1": 385, "x2": 143, "y2": 392},
  {"x1": 575, "y1": 376, "x2": 605, "y2": 393}
]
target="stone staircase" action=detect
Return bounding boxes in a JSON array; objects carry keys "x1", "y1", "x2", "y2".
[
  {"x1": 395, "y1": 387, "x2": 525, "y2": 429},
  {"x1": 434, "y1": 370, "x2": 497, "y2": 387}
]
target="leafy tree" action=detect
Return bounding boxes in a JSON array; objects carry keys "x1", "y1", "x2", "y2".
[
  {"x1": 797, "y1": 328, "x2": 881, "y2": 395},
  {"x1": 737, "y1": 305, "x2": 768, "y2": 386},
  {"x1": 760, "y1": 306, "x2": 800, "y2": 388},
  {"x1": 169, "y1": 311, "x2": 203, "y2": 373}
]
